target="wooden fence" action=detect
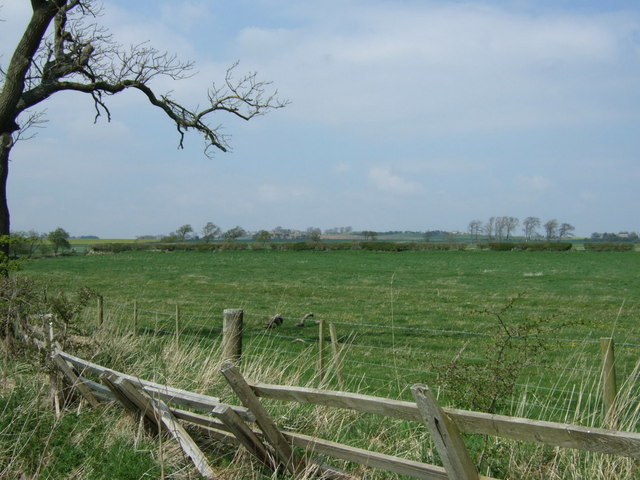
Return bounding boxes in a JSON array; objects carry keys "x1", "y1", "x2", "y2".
[{"x1": 50, "y1": 348, "x2": 640, "y2": 480}]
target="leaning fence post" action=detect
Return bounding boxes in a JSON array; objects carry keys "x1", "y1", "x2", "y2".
[
  {"x1": 329, "y1": 323, "x2": 345, "y2": 389},
  {"x1": 318, "y1": 318, "x2": 326, "y2": 382},
  {"x1": 97, "y1": 295, "x2": 104, "y2": 327},
  {"x1": 220, "y1": 363, "x2": 306, "y2": 476},
  {"x1": 222, "y1": 309, "x2": 243, "y2": 365},
  {"x1": 132, "y1": 300, "x2": 138, "y2": 335},
  {"x1": 600, "y1": 337, "x2": 617, "y2": 427},
  {"x1": 175, "y1": 304, "x2": 181, "y2": 343},
  {"x1": 412, "y1": 384, "x2": 479, "y2": 480}
]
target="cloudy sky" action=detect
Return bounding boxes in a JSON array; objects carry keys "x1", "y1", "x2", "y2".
[{"x1": 2, "y1": 0, "x2": 640, "y2": 238}]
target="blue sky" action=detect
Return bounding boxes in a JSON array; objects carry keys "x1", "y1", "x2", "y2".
[{"x1": 2, "y1": 0, "x2": 640, "y2": 238}]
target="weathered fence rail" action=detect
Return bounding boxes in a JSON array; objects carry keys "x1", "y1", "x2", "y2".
[{"x1": 50, "y1": 348, "x2": 640, "y2": 480}]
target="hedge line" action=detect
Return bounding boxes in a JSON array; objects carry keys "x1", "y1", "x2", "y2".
[
  {"x1": 481, "y1": 242, "x2": 573, "y2": 252},
  {"x1": 88, "y1": 241, "x2": 636, "y2": 254},
  {"x1": 583, "y1": 242, "x2": 635, "y2": 252},
  {"x1": 89, "y1": 241, "x2": 468, "y2": 253}
]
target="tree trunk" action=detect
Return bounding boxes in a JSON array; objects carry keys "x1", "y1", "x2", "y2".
[
  {"x1": 0, "y1": 137, "x2": 10, "y2": 275},
  {"x1": 0, "y1": 2, "x2": 59, "y2": 275}
]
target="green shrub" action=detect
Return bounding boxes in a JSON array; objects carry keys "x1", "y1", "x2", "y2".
[
  {"x1": 524, "y1": 242, "x2": 572, "y2": 252},
  {"x1": 488, "y1": 242, "x2": 517, "y2": 251},
  {"x1": 584, "y1": 242, "x2": 634, "y2": 252}
]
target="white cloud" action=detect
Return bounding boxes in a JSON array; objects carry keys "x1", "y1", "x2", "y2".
[
  {"x1": 233, "y1": 2, "x2": 640, "y2": 135},
  {"x1": 368, "y1": 166, "x2": 422, "y2": 195}
]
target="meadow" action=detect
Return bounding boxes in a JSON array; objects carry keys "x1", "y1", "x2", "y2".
[
  {"x1": 6, "y1": 247, "x2": 640, "y2": 478},
  {"x1": 19, "y1": 249, "x2": 640, "y2": 404}
]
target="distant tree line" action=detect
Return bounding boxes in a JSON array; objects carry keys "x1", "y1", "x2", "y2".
[
  {"x1": 10, "y1": 227, "x2": 71, "y2": 257},
  {"x1": 590, "y1": 232, "x2": 639, "y2": 242},
  {"x1": 468, "y1": 217, "x2": 575, "y2": 242}
]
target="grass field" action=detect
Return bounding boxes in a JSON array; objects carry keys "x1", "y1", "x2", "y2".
[
  {"x1": 7, "y1": 248, "x2": 640, "y2": 478},
  {"x1": 19, "y1": 249, "x2": 640, "y2": 405}
]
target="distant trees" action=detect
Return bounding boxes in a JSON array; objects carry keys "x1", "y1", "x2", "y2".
[
  {"x1": 590, "y1": 232, "x2": 639, "y2": 242},
  {"x1": 469, "y1": 216, "x2": 575, "y2": 242},
  {"x1": 48, "y1": 227, "x2": 70, "y2": 254},
  {"x1": 361, "y1": 230, "x2": 378, "y2": 241},
  {"x1": 522, "y1": 217, "x2": 541, "y2": 241},
  {"x1": 176, "y1": 224, "x2": 194, "y2": 241},
  {"x1": 254, "y1": 230, "x2": 271, "y2": 244},
  {"x1": 543, "y1": 219, "x2": 558, "y2": 241},
  {"x1": 224, "y1": 226, "x2": 246, "y2": 241},
  {"x1": 10, "y1": 230, "x2": 43, "y2": 257},
  {"x1": 201, "y1": 222, "x2": 221, "y2": 243},
  {"x1": 468, "y1": 220, "x2": 483, "y2": 242},
  {"x1": 559, "y1": 223, "x2": 575, "y2": 239}
]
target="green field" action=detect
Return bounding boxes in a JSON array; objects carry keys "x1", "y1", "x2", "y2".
[
  {"x1": 6, "y1": 248, "x2": 640, "y2": 479},
  {"x1": 18, "y1": 249, "x2": 640, "y2": 413}
]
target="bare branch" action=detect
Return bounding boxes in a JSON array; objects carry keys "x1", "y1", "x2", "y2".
[{"x1": 14, "y1": 110, "x2": 47, "y2": 143}]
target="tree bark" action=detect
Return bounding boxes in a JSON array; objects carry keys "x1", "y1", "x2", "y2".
[{"x1": 0, "y1": 1, "x2": 60, "y2": 269}]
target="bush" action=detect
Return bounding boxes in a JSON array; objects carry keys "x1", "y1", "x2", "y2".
[
  {"x1": 584, "y1": 242, "x2": 635, "y2": 252},
  {"x1": 488, "y1": 242, "x2": 517, "y2": 251},
  {"x1": 524, "y1": 242, "x2": 572, "y2": 252}
]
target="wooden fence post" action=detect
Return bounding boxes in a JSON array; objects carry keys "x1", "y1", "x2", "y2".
[
  {"x1": 222, "y1": 309, "x2": 243, "y2": 365},
  {"x1": 175, "y1": 304, "x2": 181, "y2": 343},
  {"x1": 600, "y1": 337, "x2": 617, "y2": 427},
  {"x1": 412, "y1": 384, "x2": 479, "y2": 480},
  {"x1": 133, "y1": 300, "x2": 138, "y2": 335},
  {"x1": 97, "y1": 295, "x2": 104, "y2": 327},
  {"x1": 318, "y1": 318, "x2": 326, "y2": 382},
  {"x1": 329, "y1": 323, "x2": 345, "y2": 389}
]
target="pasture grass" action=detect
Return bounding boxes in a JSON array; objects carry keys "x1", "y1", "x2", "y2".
[{"x1": 16, "y1": 249, "x2": 640, "y2": 421}]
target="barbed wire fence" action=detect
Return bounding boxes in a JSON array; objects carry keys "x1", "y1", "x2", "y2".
[{"x1": 87, "y1": 297, "x2": 640, "y2": 423}]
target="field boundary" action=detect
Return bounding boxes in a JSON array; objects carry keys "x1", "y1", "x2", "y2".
[{"x1": 51, "y1": 348, "x2": 640, "y2": 480}]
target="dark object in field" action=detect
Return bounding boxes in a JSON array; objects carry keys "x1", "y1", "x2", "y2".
[
  {"x1": 295, "y1": 313, "x2": 315, "y2": 327},
  {"x1": 264, "y1": 314, "x2": 284, "y2": 329}
]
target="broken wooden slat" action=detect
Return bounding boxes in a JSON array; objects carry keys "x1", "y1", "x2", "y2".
[
  {"x1": 220, "y1": 363, "x2": 306, "y2": 476},
  {"x1": 58, "y1": 350, "x2": 254, "y2": 421},
  {"x1": 212, "y1": 404, "x2": 278, "y2": 471},
  {"x1": 284, "y1": 430, "x2": 450, "y2": 480},
  {"x1": 100, "y1": 373, "x2": 140, "y2": 414},
  {"x1": 412, "y1": 385, "x2": 479, "y2": 480},
  {"x1": 251, "y1": 382, "x2": 640, "y2": 458},
  {"x1": 116, "y1": 377, "x2": 216, "y2": 479},
  {"x1": 51, "y1": 353, "x2": 101, "y2": 408}
]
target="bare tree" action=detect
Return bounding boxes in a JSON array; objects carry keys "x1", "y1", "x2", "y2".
[
  {"x1": 0, "y1": 1, "x2": 287, "y2": 270},
  {"x1": 468, "y1": 219, "x2": 483, "y2": 242},
  {"x1": 201, "y1": 222, "x2": 221, "y2": 243},
  {"x1": 494, "y1": 216, "x2": 509, "y2": 240},
  {"x1": 176, "y1": 224, "x2": 193, "y2": 241},
  {"x1": 503, "y1": 216, "x2": 519, "y2": 240},
  {"x1": 484, "y1": 217, "x2": 496, "y2": 240},
  {"x1": 522, "y1": 216, "x2": 540, "y2": 241},
  {"x1": 559, "y1": 222, "x2": 575, "y2": 239},
  {"x1": 544, "y1": 219, "x2": 558, "y2": 241}
]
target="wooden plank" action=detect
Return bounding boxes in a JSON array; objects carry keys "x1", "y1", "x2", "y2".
[
  {"x1": 282, "y1": 431, "x2": 494, "y2": 480},
  {"x1": 51, "y1": 353, "x2": 101, "y2": 408},
  {"x1": 329, "y1": 323, "x2": 345, "y2": 389},
  {"x1": 221, "y1": 363, "x2": 306, "y2": 476},
  {"x1": 213, "y1": 405, "x2": 278, "y2": 471},
  {"x1": 412, "y1": 385, "x2": 479, "y2": 480},
  {"x1": 251, "y1": 382, "x2": 640, "y2": 458},
  {"x1": 117, "y1": 378, "x2": 216, "y2": 479},
  {"x1": 100, "y1": 373, "x2": 140, "y2": 414},
  {"x1": 57, "y1": 350, "x2": 254, "y2": 421}
]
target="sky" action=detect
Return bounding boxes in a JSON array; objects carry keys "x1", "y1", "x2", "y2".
[{"x1": 2, "y1": 0, "x2": 640, "y2": 238}]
